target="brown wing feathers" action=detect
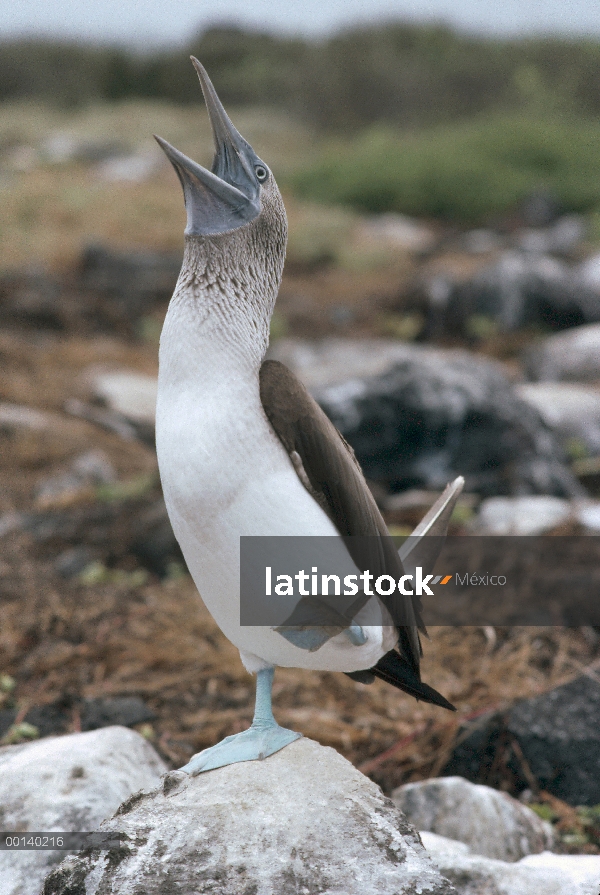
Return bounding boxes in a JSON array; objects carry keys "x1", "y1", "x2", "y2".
[
  {"x1": 259, "y1": 359, "x2": 423, "y2": 673},
  {"x1": 260, "y1": 360, "x2": 456, "y2": 710}
]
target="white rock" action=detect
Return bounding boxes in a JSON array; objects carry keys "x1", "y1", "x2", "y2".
[
  {"x1": 71, "y1": 449, "x2": 116, "y2": 483},
  {"x1": 0, "y1": 513, "x2": 25, "y2": 539},
  {"x1": 0, "y1": 727, "x2": 167, "y2": 895},
  {"x1": 577, "y1": 502, "x2": 600, "y2": 532},
  {"x1": 422, "y1": 833, "x2": 600, "y2": 895},
  {"x1": 514, "y1": 217, "x2": 585, "y2": 256},
  {"x1": 45, "y1": 738, "x2": 456, "y2": 895},
  {"x1": 392, "y1": 776, "x2": 553, "y2": 861},
  {"x1": 5, "y1": 145, "x2": 38, "y2": 173},
  {"x1": 476, "y1": 495, "x2": 572, "y2": 534},
  {"x1": 519, "y1": 851, "x2": 600, "y2": 888},
  {"x1": 577, "y1": 252, "x2": 600, "y2": 292},
  {"x1": 527, "y1": 323, "x2": 600, "y2": 382},
  {"x1": 420, "y1": 831, "x2": 471, "y2": 858},
  {"x1": 551, "y1": 215, "x2": 586, "y2": 254},
  {"x1": 358, "y1": 213, "x2": 436, "y2": 252},
  {"x1": 516, "y1": 382, "x2": 600, "y2": 454},
  {"x1": 0, "y1": 403, "x2": 54, "y2": 431},
  {"x1": 41, "y1": 133, "x2": 80, "y2": 164},
  {"x1": 35, "y1": 449, "x2": 116, "y2": 509},
  {"x1": 463, "y1": 228, "x2": 504, "y2": 253},
  {"x1": 96, "y1": 152, "x2": 159, "y2": 183},
  {"x1": 91, "y1": 371, "x2": 158, "y2": 425}
]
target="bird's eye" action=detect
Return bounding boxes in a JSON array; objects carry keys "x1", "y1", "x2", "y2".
[{"x1": 255, "y1": 165, "x2": 268, "y2": 182}]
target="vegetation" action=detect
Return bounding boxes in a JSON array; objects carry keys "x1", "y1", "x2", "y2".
[
  {"x1": 3, "y1": 23, "x2": 600, "y2": 229},
  {"x1": 3, "y1": 23, "x2": 600, "y2": 131},
  {"x1": 290, "y1": 112, "x2": 600, "y2": 222}
]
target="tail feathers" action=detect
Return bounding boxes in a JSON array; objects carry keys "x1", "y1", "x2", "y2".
[{"x1": 372, "y1": 650, "x2": 456, "y2": 711}]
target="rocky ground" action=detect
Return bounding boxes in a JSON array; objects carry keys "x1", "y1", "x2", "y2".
[
  {"x1": 5, "y1": 728, "x2": 600, "y2": 895},
  {"x1": 2, "y1": 120, "x2": 600, "y2": 854},
  {"x1": 1, "y1": 245, "x2": 600, "y2": 856}
]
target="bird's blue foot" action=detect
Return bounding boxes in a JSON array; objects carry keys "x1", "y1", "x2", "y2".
[
  {"x1": 179, "y1": 665, "x2": 301, "y2": 775},
  {"x1": 180, "y1": 721, "x2": 301, "y2": 775}
]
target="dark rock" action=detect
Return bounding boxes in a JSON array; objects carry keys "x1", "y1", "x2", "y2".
[
  {"x1": 79, "y1": 243, "x2": 180, "y2": 322},
  {"x1": 438, "y1": 251, "x2": 600, "y2": 336},
  {"x1": 131, "y1": 500, "x2": 183, "y2": 575},
  {"x1": 2, "y1": 697, "x2": 154, "y2": 742},
  {"x1": 22, "y1": 495, "x2": 182, "y2": 577},
  {"x1": 0, "y1": 697, "x2": 75, "y2": 740},
  {"x1": 519, "y1": 190, "x2": 561, "y2": 227},
  {"x1": 316, "y1": 345, "x2": 582, "y2": 497},
  {"x1": 23, "y1": 703, "x2": 71, "y2": 737},
  {"x1": 507, "y1": 677, "x2": 600, "y2": 805},
  {"x1": 443, "y1": 676, "x2": 600, "y2": 806},
  {"x1": 0, "y1": 244, "x2": 180, "y2": 336},
  {"x1": 0, "y1": 709, "x2": 16, "y2": 739},
  {"x1": 0, "y1": 271, "x2": 64, "y2": 330},
  {"x1": 442, "y1": 709, "x2": 530, "y2": 792},
  {"x1": 24, "y1": 503, "x2": 121, "y2": 548},
  {"x1": 54, "y1": 547, "x2": 94, "y2": 578},
  {"x1": 80, "y1": 697, "x2": 155, "y2": 731}
]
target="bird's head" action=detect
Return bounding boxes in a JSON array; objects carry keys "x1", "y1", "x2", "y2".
[{"x1": 155, "y1": 57, "x2": 287, "y2": 285}]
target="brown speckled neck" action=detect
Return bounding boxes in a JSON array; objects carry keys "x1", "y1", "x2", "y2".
[{"x1": 165, "y1": 177, "x2": 287, "y2": 370}]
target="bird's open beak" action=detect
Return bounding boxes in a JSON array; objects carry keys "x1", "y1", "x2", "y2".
[{"x1": 154, "y1": 57, "x2": 262, "y2": 236}]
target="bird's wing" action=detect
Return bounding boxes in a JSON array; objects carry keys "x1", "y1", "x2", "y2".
[
  {"x1": 259, "y1": 359, "x2": 422, "y2": 672},
  {"x1": 400, "y1": 476, "x2": 465, "y2": 577}
]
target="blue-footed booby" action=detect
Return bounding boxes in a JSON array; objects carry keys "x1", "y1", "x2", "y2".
[{"x1": 155, "y1": 58, "x2": 461, "y2": 775}]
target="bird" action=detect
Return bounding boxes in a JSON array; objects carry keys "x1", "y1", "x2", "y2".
[{"x1": 154, "y1": 57, "x2": 462, "y2": 775}]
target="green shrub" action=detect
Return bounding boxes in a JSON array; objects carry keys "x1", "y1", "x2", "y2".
[{"x1": 288, "y1": 113, "x2": 600, "y2": 223}]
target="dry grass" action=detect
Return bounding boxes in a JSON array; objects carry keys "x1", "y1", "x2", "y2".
[
  {"x1": 0, "y1": 335, "x2": 596, "y2": 802},
  {"x1": 0, "y1": 166, "x2": 186, "y2": 270},
  {"x1": 0, "y1": 100, "x2": 317, "y2": 271},
  {"x1": 0, "y1": 98, "x2": 417, "y2": 331},
  {"x1": 0, "y1": 100, "x2": 314, "y2": 169},
  {"x1": 0, "y1": 100, "x2": 420, "y2": 345},
  {"x1": 1, "y1": 539, "x2": 595, "y2": 792}
]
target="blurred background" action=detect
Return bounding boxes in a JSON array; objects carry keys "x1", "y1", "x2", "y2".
[{"x1": 2, "y1": 1, "x2": 600, "y2": 849}]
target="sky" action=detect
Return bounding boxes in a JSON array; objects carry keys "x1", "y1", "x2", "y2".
[{"x1": 2, "y1": 0, "x2": 600, "y2": 47}]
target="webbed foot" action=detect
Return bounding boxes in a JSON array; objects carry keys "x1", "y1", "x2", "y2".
[{"x1": 180, "y1": 722, "x2": 301, "y2": 775}]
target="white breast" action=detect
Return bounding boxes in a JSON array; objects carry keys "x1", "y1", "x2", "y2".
[{"x1": 156, "y1": 306, "x2": 395, "y2": 673}]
